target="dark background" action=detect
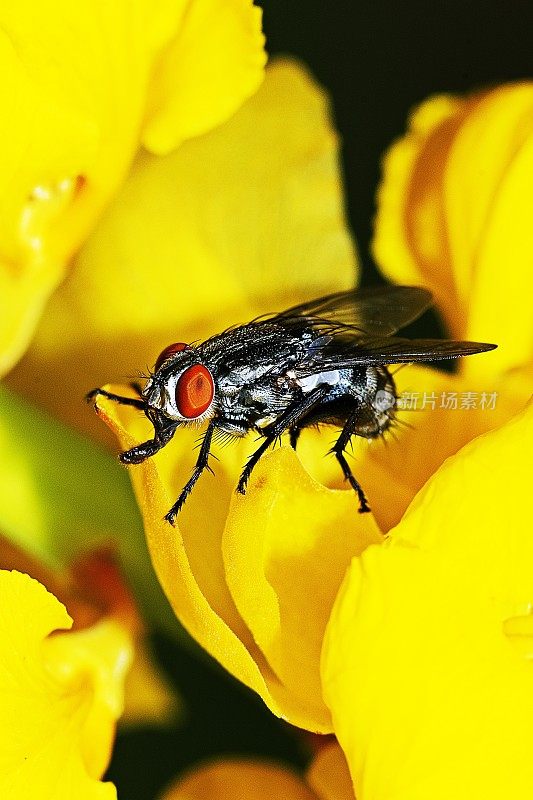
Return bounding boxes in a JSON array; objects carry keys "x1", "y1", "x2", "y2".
[
  {"x1": 261, "y1": 0, "x2": 532, "y2": 283},
  {"x1": 108, "y1": 3, "x2": 532, "y2": 797}
]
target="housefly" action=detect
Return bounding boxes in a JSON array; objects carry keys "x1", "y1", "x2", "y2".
[{"x1": 88, "y1": 285, "x2": 496, "y2": 524}]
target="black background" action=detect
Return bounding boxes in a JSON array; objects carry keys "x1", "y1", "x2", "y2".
[
  {"x1": 107, "y1": 3, "x2": 532, "y2": 797},
  {"x1": 261, "y1": 0, "x2": 532, "y2": 282}
]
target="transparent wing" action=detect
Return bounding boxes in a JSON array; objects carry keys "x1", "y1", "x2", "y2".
[
  {"x1": 271, "y1": 285, "x2": 433, "y2": 337},
  {"x1": 295, "y1": 336, "x2": 497, "y2": 374}
]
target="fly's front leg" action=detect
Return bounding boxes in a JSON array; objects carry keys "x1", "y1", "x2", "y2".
[
  {"x1": 129, "y1": 381, "x2": 144, "y2": 396},
  {"x1": 237, "y1": 387, "x2": 328, "y2": 495},
  {"x1": 86, "y1": 387, "x2": 146, "y2": 411},
  {"x1": 165, "y1": 419, "x2": 217, "y2": 524},
  {"x1": 332, "y1": 410, "x2": 371, "y2": 513},
  {"x1": 120, "y1": 423, "x2": 177, "y2": 465}
]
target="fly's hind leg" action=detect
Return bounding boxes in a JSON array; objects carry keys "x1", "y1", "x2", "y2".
[
  {"x1": 332, "y1": 410, "x2": 371, "y2": 513},
  {"x1": 237, "y1": 386, "x2": 328, "y2": 494}
]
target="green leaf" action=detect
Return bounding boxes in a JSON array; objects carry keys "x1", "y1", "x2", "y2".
[{"x1": 0, "y1": 384, "x2": 179, "y2": 636}]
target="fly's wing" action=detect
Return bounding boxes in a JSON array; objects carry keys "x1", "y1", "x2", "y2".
[
  {"x1": 294, "y1": 336, "x2": 497, "y2": 374},
  {"x1": 270, "y1": 285, "x2": 433, "y2": 337},
  {"x1": 266, "y1": 286, "x2": 496, "y2": 372},
  {"x1": 207, "y1": 286, "x2": 433, "y2": 375}
]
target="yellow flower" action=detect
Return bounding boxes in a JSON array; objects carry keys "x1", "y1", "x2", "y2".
[
  {"x1": 0, "y1": 0, "x2": 265, "y2": 376},
  {"x1": 92, "y1": 349, "x2": 523, "y2": 732},
  {"x1": 372, "y1": 82, "x2": 533, "y2": 379},
  {"x1": 6, "y1": 58, "x2": 359, "y2": 735},
  {"x1": 68, "y1": 547, "x2": 178, "y2": 727},
  {"x1": 316, "y1": 83, "x2": 533, "y2": 798},
  {"x1": 7, "y1": 58, "x2": 356, "y2": 443},
  {"x1": 73, "y1": 67, "x2": 530, "y2": 742},
  {"x1": 158, "y1": 741, "x2": 354, "y2": 800},
  {"x1": 0, "y1": 569, "x2": 132, "y2": 798},
  {"x1": 0, "y1": 532, "x2": 175, "y2": 730},
  {"x1": 9, "y1": 53, "x2": 533, "y2": 797},
  {"x1": 322, "y1": 401, "x2": 533, "y2": 800}
]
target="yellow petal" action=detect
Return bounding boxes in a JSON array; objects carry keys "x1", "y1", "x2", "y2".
[
  {"x1": 159, "y1": 759, "x2": 318, "y2": 800},
  {"x1": 360, "y1": 363, "x2": 529, "y2": 531},
  {"x1": 223, "y1": 446, "x2": 382, "y2": 730},
  {"x1": 121, "y1": 637, "x2": 178, "y2": 726},
  {"x1": 372, "y1": 93, "x2": 462, "y2": 294},
  {"x1": 143, "y1": 0, "x2": 266, "y2": 153},
  {"x1": 372, "y1": 83, "x2": 533, "y2": 378},
  {"x1": 8, "y1": 59, "x2": 357, "y2": 443},
  {"x1": 95, "y1": 387, "x2": 380, "y2": 732},
  {"x1": 306, "y1": 742, "x2": 355, "y2": 800},
  {"x1": 68, "y1": 547, "x2": 179, "y2": 726},
  {"x1": 0, "y1": 2, "x2": 168, "y2": 374},
  {"x1": 387, "y1": 398, "x2": 533, "y2": 602},
  {"x1": 160, "y1": 747, "x2": 356, "y2": 800},
  {"x1": 0, "y1": 570, "x2": 132, "y2": 798},
  {"x1": 322, "y1": 403, "x2": 533, "y2": 799},
  {"x1": 324, "y1": 549, "x2": 533, "y2": 799},
  {"x1": 44, "y1": 619, "x2": 133, "y2": 779},
  {"x1": 0, "y1": 0, "x2": 265, "y2": 375},
  {"x1": 0, "y1": 534, "x2": 178, "y2": 730}
]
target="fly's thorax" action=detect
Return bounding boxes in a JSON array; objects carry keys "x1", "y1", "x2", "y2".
[{"x1": 216, "y1": 364, "x2": 295, "y2": 429}]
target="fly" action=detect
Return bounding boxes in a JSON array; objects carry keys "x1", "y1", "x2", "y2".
[{"x1": 87, "y1": 285, "x2": 496, "y2": 524}]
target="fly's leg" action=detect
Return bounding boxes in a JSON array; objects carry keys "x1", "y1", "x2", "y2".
[
  {"x1": 332, "y1": 411, "x2": 371, "y2": 513},
  {"x1": 236, "y1": 434, "x2": 277, "y2": 494},
  {"x1": 120, "y1": 438, "x2": 165, "y2": 464},
  {"x1": 289, "y1": 426, "x2": 301, "y2": 450},
  {"x1": 165, "y1": 419, "x2": 217, "y2": 524},
  {"x1": 237, "y1": 387, "x2": 328, "y2": 495},
  {"x1": 89, "y1": 386, "x2": 178, "y2": 466},
  {"x1": 120, "y1": 423, "x2": 177, "y2": 465},
  {"x1": 86, "y1": 387, "x2": 146, "y2": 411},
  {"x1": 129, "y1": 381, "x2": 144, "y2": 396}
]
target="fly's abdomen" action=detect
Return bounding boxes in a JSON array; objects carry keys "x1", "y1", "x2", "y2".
[{"x1": 354, "y1": 365, "x2": 396, "y2": 438}]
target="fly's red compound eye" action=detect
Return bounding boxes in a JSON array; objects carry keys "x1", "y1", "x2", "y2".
[
  {"x1": 155, "y1": 342, "x2": 190, "y2": 372},
  {"x1": 176, "y1": 364, "x2": 214, "y2": 418}
]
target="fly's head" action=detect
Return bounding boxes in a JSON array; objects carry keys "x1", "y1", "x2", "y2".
[{"x1": 143, "y1": 342, "x2": 217, "y2": 429}]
